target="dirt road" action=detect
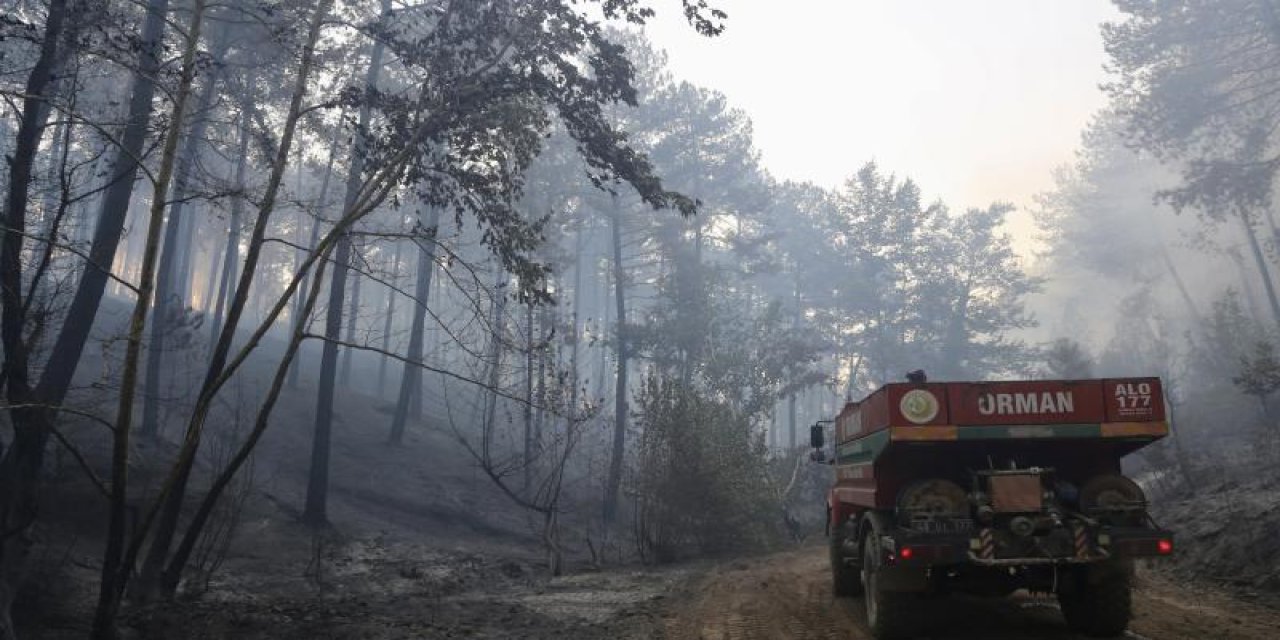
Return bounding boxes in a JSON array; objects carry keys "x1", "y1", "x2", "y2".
[{"x1": 663, "y1": 548, "x2": 1280, "y2": 640}]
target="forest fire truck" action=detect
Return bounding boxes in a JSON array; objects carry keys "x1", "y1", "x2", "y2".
[{"x1": 810, "y1": 377, "x2": 1174, "y2": 639}]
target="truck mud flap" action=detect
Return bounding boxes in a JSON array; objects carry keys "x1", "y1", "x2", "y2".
[{"x1": 875, "y1": 563, "x2": 930, "y2": 592}]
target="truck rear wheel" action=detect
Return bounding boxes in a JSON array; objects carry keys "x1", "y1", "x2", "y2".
[
  {"x1": 830, "y1": 524, "x2": 862, "y2": 597},
  {"x1": 1057, "y1": 563, "x2": 1132, "y2": 637},
  {"x1": 862, "y1": 533, "x2": 918, "y2": 639}
]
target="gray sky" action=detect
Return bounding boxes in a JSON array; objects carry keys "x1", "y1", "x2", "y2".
[{"x1": 642, "y1": 0, "x2": 1120, "y2": 247}]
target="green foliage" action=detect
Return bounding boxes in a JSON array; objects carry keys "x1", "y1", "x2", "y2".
[
  {"x1": 811, "y1": 163, "x2": 1041, "y2": 384},
  {"x1": 633, "y1": 374, "x2": 783, "y2": 561},
  {"x1": 634, "y1": 268, "x2": 827, "y2": 419},
  {"x1": 360, "y1": 1, "x2": 725, "y2": 302}
]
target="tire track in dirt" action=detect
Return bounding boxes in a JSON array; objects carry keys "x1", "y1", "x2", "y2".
[
  {"x1": 664, "y1": 547, "x2": 1280, "y2": 640},
  {"x1": 665, "y1": 552, "x2": 868, "y2": 640}
]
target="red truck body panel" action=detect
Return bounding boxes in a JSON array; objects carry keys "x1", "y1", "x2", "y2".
[{"x1": 828, "y1": 378, "x2": 1168, "y2": 525}]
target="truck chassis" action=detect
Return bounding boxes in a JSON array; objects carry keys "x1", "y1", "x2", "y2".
[{"x1": 815, "y1": 378, "x2": 1174, "y2": 639}]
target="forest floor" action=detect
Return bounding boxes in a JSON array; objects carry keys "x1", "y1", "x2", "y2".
[
  {"x1": 123, "y1": 537, "x2": 692, "y2": 639},
  {"x1": 101, "y1": 542, "x2": 1280, "y2": 639}
]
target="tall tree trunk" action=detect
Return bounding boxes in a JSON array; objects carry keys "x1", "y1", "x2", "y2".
[
  {"x1": 415, "y1": 256, "x2": 442, "y2": 418},
  {"x1": 595, "y1": 249, "x2": 610, "y2": 401},
  {"x1": 288, "y1": 120, "x2": 342, "y2": 388},
  {"x1": 377, "y1": 241, "x2": 402, "y2": 394},
  {"x1": 787, "y1": 278, "x2": 801, "y2": 449},
  {"x1": 142, "y1": 31, "x2": 226, "y2": 439},
  {"x1": 1228, "y1": 248, "x2": 1267, "y2": 324},
  {"x1": 524, "y1": 300, "x2": 535, "y2": 493},
  {"x1": 0, "y1": 1, "x2": 69, "y2": 636},
  {"x1": 202, "y1": 223, "x2": 221, "y2": 311},
  {"x1": 787, "y1": 392, "x2": 797, "y2": 449},
  {"x1": 305, "y1": 0, "x2": 389, "y2": 523},
  {"x1": 25, "y1": 103, "x2": 77, "y2": 316},
  {"x1": 207, "y1": 72, "x2": 253, "y2": 354},
  {"x1": 305, "y1": 239, "x2": 350, "y2": 525},
  {"x1": 769, "y1": 408, "x2": 778, "y2": 450},
  {"x1": 388, "y1": 207, "x2": 441, "y2": 445},
  {"x1": 568, "y1": 227, "x2": 585, "y2": 414},
  {"x1": 38, "y1": 118, "x2": 67, "y2": 232},
  {"x1": 603, "y1": 197, "x2": 628, "y2": 526},
  {"x1": 1240, "y1": 208, "x2": 1280, "y2": 326},
  {"x1": 93, "y1": 0, "x2": 207, "y2": 633},
  {"x1": 340, "y1": 254, "x2": 363, "y2": 385},
  {"x1": 481, "y1": 273, "x2": 509, "y2": 456},
  {"x1": 35, "y1": 0, "x2": 169, "y2": 408},
  {"x1": 172, "y1": 202, "x2": 194, "y2": 305},
  {"x1": 1158, "y1": 245, "x2": 1204, "y2": 327},
  {"x1": 535, "y1": 305, "x2": 547, "y2": 448},
  {"x1": 679, "y1": 221, "x2": 703, "y2": 387},
  {"x1": 943, "y1": 290, "x2": 970, "y2": 379}
]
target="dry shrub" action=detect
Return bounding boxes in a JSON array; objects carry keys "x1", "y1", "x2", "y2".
[{"x1": 632, "y1": 375, "x2": 783, "y2": 562}]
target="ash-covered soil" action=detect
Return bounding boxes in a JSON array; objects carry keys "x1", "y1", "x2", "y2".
[
  {"x1": 122, "y1": 536, "x2": 692, "y2": 639},
  {"x1": 1150, "y1": 469, "x2": 1280, "y2": 600}
]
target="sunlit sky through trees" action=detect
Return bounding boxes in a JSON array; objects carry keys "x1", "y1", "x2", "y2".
[{"x1": 644, "y1": 0, "x2": 1119, "y2": 256}]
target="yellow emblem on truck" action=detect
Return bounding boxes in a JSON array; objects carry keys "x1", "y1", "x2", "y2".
[{"x1": 899, "y1": 389, "x2": 939, "y2": 424}]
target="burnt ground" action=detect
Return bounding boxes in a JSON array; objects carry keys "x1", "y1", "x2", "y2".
[
  {"x1": 63, "y1": 541, "x2": 1280, "y2": 640},
  {"x1": 22, "y1": 462, "x2": 1280, "y2": 640},
  {"x1": 124, "y1": 539, "x2": 693, "y2": 640},
  {"x1": 18, "y1": 303, "x2": 709, "y2": 640},
  {"x1": 1150, "y1": 470, "x2": 1280, "y2": 598}
]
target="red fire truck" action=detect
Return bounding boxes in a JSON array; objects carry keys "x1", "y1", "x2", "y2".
[{"x1": 810, "y1": 377, "x2": 1174, "y2": 639}]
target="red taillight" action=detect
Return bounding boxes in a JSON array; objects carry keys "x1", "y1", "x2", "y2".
[
  {"x1": 1157, "y1": 539, "x2": 1173, "y2": 555},
  {"x1": 898, "y1": 546, "x2": 914, "y2": 560}
]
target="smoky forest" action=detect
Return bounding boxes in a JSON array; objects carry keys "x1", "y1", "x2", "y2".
[{"x1": 1, "y1": 1, "x2": 1279, "y2": 639}]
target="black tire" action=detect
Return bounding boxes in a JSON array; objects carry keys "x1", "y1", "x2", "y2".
[
  {"x1": 861, "y1": 531, "x2": 918, "y2": 639},
  {"x1": 830, "y1": 525, "x2": 863, "y2": 597},
  {"x1": 1058, "y1": 564, "x2": 1132, "y2": 637}
]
